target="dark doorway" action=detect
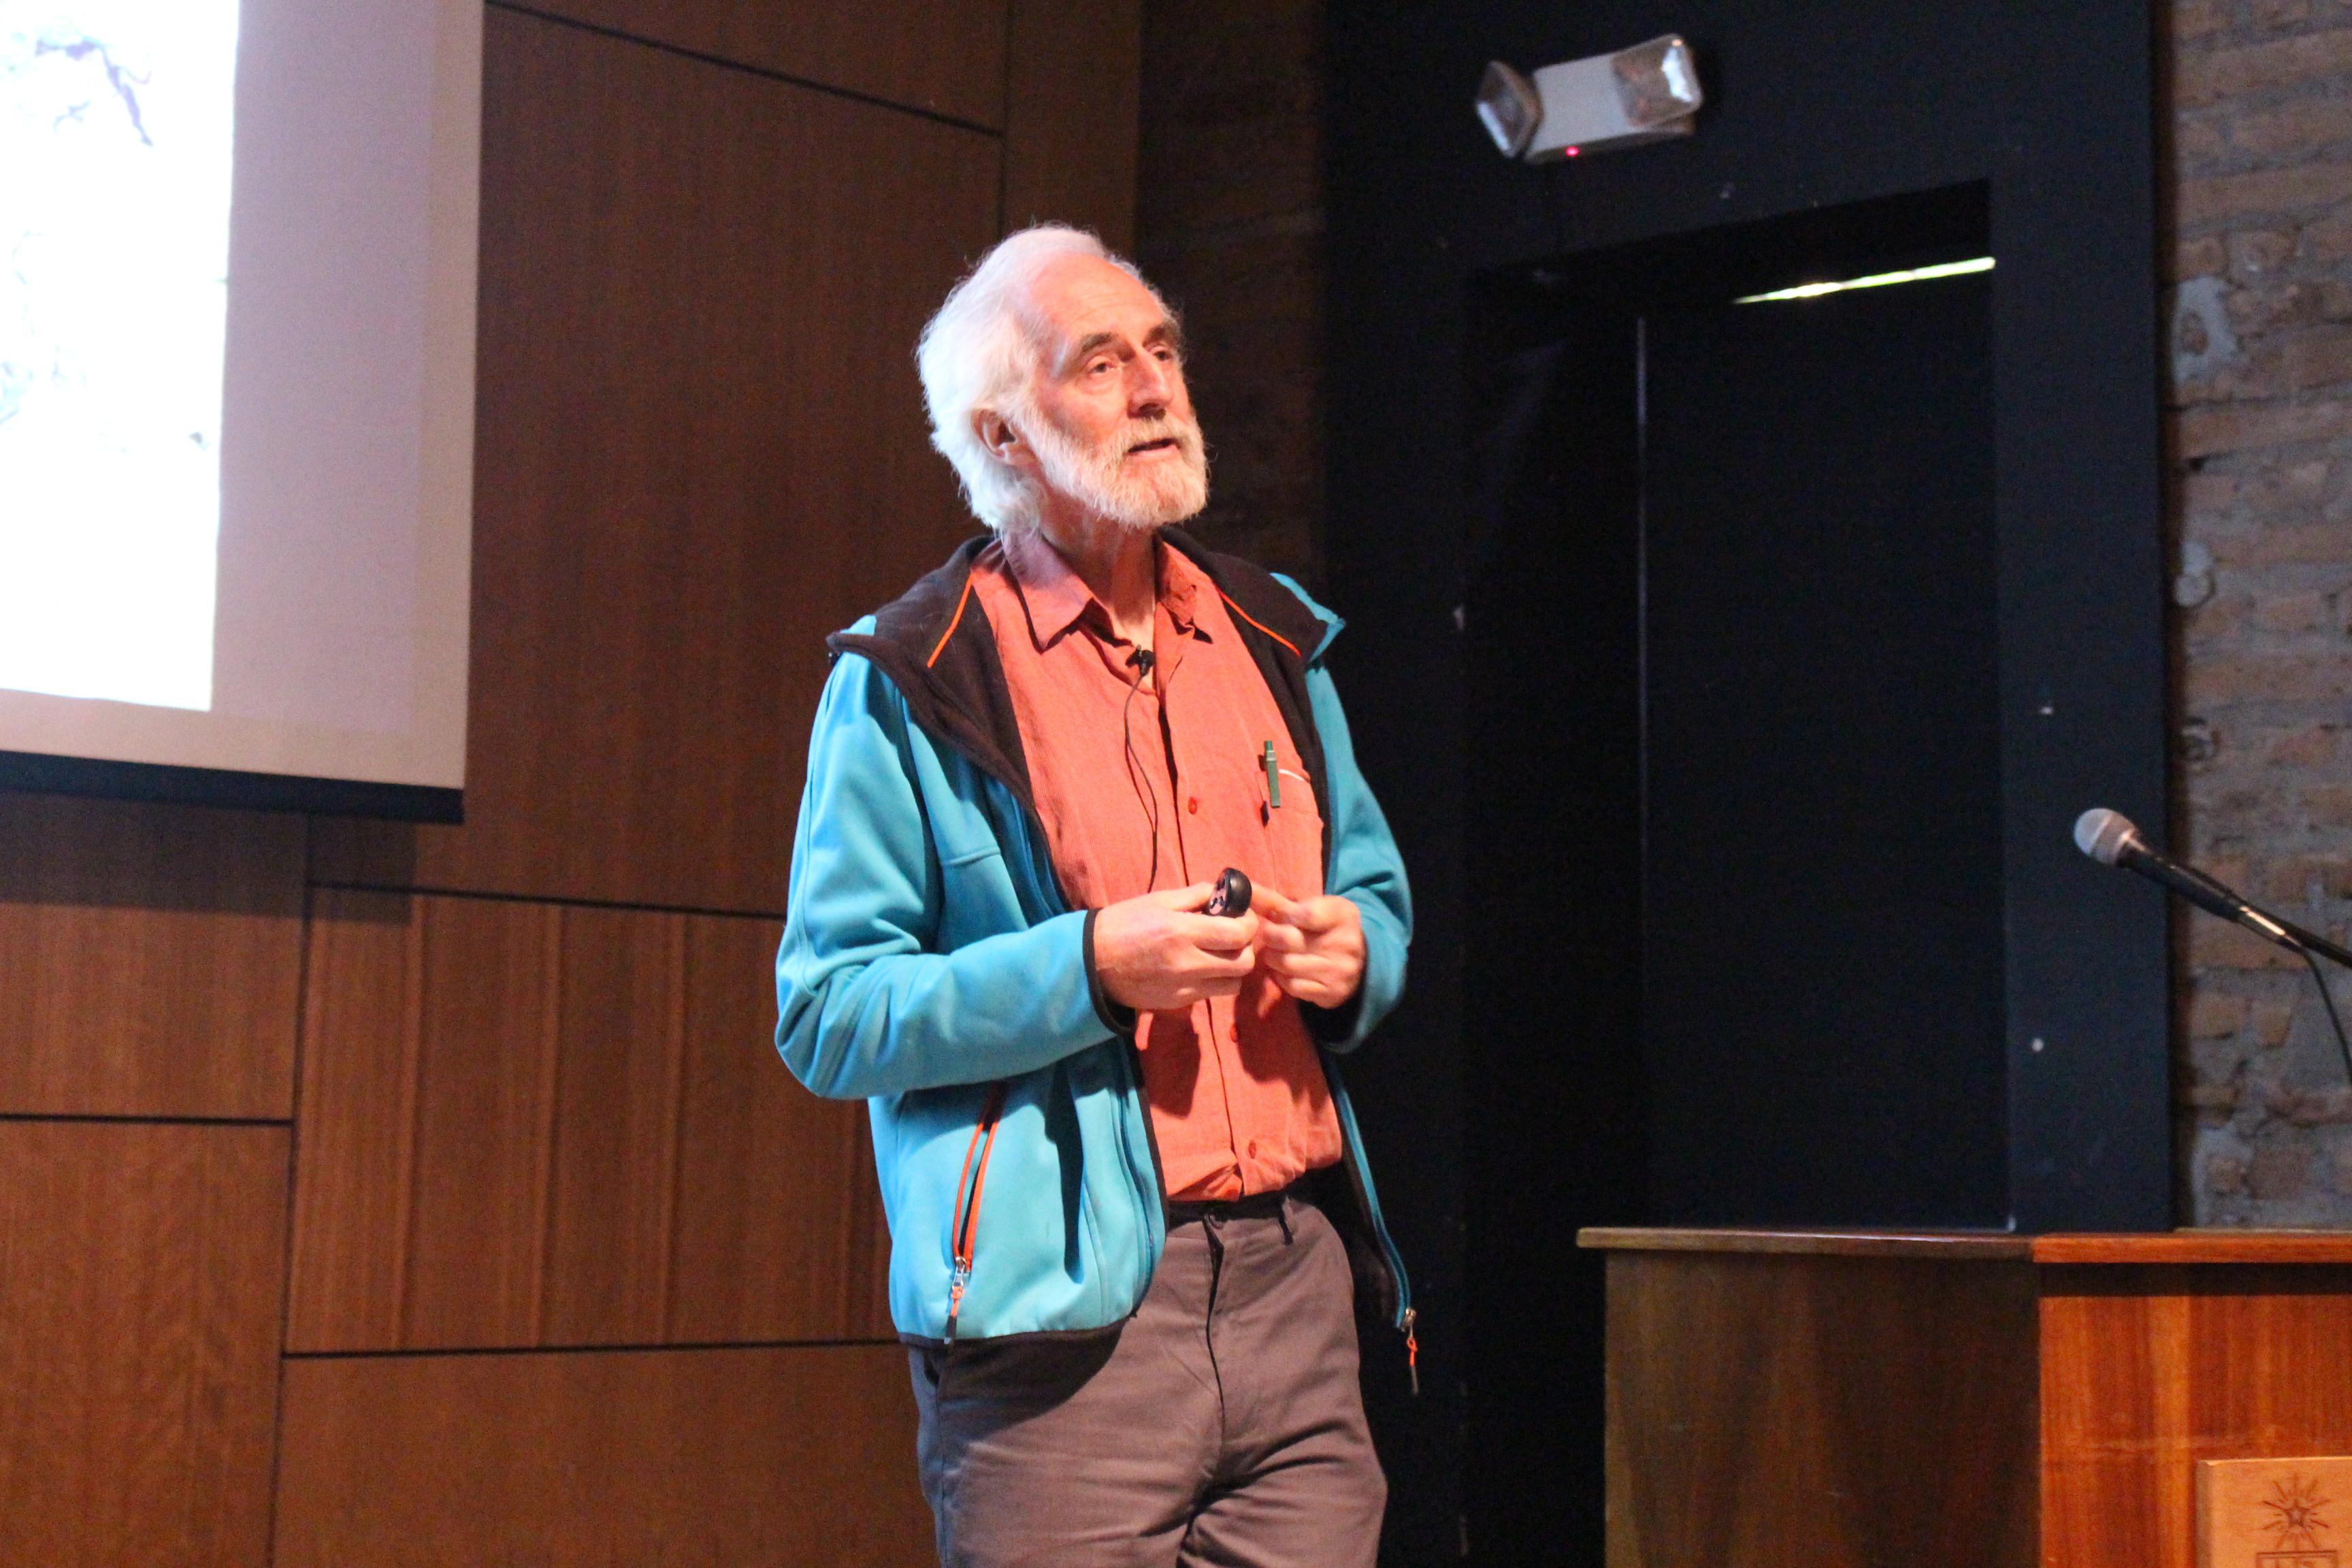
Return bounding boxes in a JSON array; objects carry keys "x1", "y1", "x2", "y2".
[
  {"x1": 1642, "y1": 269, "x2": 2003, "y2": 1226},
  {"x1": 1461, "y1": 183, "x2": 1999, "y2": 1563}
]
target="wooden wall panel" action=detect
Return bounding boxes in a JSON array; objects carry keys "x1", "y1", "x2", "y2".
[
  {"x1": 2040, "y1": 1264, "x2": 2352, "y2": 1568},
  {"x1": 288, "y1": 891, "x2": 890, "y2": 1352},
  {"x1": 274, "y1": 1344, "x2": 928, "y2": 1565},
  {"x1": 541, "y1": 902, "x2": 691, "y2": 1341},
  {"x1": 519, "y1": 0, "x2": 1007, "y2": 129},
  {"x1": 670, "y1": 911, "x2": 894, "y2": 1342},
  {"x1": 1004, "y1": 0, "x2": 1143, "y2": 250},
  {"x1": 309, "y1": 7, "x2": 999, "y2": 913},
  {"x1": 0, "y1": 0, "x2": 1150, "y2": 1555},
  {"x1": 1604, "y1": 1251, "x2": 2040, "y2": 1568},
  {"x1": 0, "y1": 794, "x2": 300, "y2": 1119},
  {"x1": 0, "y1": 1122, "x2": 287, "y2": 1565}
]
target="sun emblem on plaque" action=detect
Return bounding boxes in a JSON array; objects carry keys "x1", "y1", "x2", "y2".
[{"x1": 2257, "y1": 1473, "x2": 2338, "y2": 1568}]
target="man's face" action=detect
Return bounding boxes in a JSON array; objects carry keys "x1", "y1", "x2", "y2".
[{"x1": 1006, "y1": 254, "x2": 1208, "y2": 533}]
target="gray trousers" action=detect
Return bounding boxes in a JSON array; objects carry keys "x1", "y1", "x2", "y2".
[{"x1": 908, "y1": 1194, "x2": 1386, "y2": 1567}]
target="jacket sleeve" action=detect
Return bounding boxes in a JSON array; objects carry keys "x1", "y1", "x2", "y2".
[
  {"x1": 1302, "y1": 659, "x2": 1414, "y2": 1053},
  {"x1": 774, "y1": 650, "x2": 1115, "y2": 1100}
]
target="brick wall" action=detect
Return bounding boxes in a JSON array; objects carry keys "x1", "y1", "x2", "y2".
[
  {"x1": 1135, "y1": 0, "x2": 1323, "y2": 586},
  {"x1": 2171, "y1": 0, "x2": 2352, "y2": 1224}
]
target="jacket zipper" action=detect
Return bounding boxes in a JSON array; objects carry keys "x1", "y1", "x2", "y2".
[
  {"x1": 945, "y1": 1081, "x2": 1009, "y2": 1343},
  {"x1": 1322, "y1": 1056, "x2": 1417, "y2": 1387}
]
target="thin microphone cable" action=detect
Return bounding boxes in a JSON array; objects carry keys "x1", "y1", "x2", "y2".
[
  {"x1": 1120, "y1": 648, "x2": 1161, "y2": 891},
  {"x1": 2306, "y1": 949, "x2": 2352, "y2": 1090}
]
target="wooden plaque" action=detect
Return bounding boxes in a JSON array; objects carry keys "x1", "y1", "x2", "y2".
[{"x1": 2200, "y1": 1457, "x2": 2352, "y2": 1568}]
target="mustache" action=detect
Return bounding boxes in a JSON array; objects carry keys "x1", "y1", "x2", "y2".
[{"x1": 1117, "y1": 415, "x2": 1201, "y2": 455}]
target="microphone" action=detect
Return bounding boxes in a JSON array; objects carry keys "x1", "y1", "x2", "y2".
[
  {"x1": 2073, "y1": 807, "x2": 2352, "y2": 966},
  {"x1": 2078, "y1": 808, "x2": 2352, "y2": 1090}
]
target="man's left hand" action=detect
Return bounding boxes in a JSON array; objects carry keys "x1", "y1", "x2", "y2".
[{"x1": 1250, "y1": 887, "x2": 1366, "y2": 1009}]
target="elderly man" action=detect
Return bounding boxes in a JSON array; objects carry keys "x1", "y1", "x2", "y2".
[{"x1": 776, "y1": 224, "x2": 1413, "y2": 1567}]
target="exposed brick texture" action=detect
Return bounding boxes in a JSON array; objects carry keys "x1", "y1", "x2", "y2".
[
  {"x1": 1134, "y1": 0, "x2": 1322, "y2": 587},
  {"x1": 2169, "y1": 1, "x2": 2352, "y2": 1225}
]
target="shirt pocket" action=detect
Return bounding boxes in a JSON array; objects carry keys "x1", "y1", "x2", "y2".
[{"x1": 1264, "y1": 755, "x2": 1328, "y2": 900}]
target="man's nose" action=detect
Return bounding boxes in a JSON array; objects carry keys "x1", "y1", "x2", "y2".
[{"x1": 1129, "y1": 354, "x2": 1175, "y2": 414}]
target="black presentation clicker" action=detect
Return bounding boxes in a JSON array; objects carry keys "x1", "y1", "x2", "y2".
[{"x1": 1205, "y1": 866, "x2": 1252, "y2": 917}]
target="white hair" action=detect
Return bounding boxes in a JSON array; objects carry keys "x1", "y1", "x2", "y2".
[{"x1": 916, "y1": 225, "x2": 1164, "y2": 535}]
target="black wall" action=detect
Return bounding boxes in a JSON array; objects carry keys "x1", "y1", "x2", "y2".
[{"x1": 1324, "y1": 4, "x2": 2163, "y2": 1563}]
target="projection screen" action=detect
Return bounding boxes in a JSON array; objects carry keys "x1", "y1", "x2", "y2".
[{"x1": 0, "y1": 0, "x2": 480, "y2": 819}]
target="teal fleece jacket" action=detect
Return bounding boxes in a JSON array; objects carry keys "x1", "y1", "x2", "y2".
[{"x1": 774, "y1": 529, "x2": 1413, "y2": 1346}]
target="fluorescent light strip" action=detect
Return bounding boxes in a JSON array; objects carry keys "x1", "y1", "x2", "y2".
[{"x1": 1735, "y1": 256, "x2": 1995, "y2": 304}]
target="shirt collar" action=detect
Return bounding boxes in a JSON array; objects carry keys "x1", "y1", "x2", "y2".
[{"x1": 1000, "y1": 527, "x2": 1205, "y2": 651}]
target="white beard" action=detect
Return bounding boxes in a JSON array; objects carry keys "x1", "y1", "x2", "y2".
[{"x1": 1022, "y1": 405, "x2": 1210, "y2": 533}]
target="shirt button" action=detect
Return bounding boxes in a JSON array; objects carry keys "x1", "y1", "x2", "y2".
[{"x1": 1187, "y1": 797, "x2": 1199, "y2": 814}]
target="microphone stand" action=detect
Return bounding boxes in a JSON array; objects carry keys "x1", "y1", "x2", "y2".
[
  {"x1": 2174, "y1": 862, "x2": 2352, "y2": 1089},
  {"x1": 2168, "y1": 855, "x2": 2352, "y2": 968}
]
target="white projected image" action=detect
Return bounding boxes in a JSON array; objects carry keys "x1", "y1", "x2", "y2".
[{"x1": 0, "y1": 0, "x2": 239, "y2": 712}]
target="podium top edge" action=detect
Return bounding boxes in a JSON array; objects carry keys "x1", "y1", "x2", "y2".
[
  {"x1": 1577, "y1": 1228, "x2": 2034, "y2": 1258},
  {"x1": 2033, "y1": 1231, "x2": 2352, "y2": 1264},
  {"x1": 1578, "y1": 1227, "x2": 2352, "y2": 1264}
]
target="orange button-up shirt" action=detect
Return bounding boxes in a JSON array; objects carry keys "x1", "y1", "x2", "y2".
[{"x1": 970, "y1": 529, "x2": 1343, "y2": 1201}]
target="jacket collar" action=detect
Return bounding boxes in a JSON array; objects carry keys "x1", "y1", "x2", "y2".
[{"x1": 828, "y1": 525, "x2": 1335, "y2": 828}]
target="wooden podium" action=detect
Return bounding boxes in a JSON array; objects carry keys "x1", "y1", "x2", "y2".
[{"x1": 1579, "y1": 1228, "x2": 2352, "y2": 1567}]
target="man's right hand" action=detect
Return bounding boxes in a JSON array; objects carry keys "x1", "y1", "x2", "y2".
[{"x1": 1093, "y1": 883, "x2": 1262, "y2": 1013}]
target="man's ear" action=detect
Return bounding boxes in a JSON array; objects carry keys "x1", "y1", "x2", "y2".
[{"x1": 976, "y1": 409, "x2": 1028, "y2": 468}]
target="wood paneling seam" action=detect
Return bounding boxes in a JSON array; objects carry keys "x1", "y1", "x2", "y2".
[
  {"x1": 392, "y1": 902, "x2": 426, "y2": 1343},
  {"x1": 657, "y1": 917, "x2": 688, "y2": 1341},
  {"x1": 0, "y1": 1112, "x2": 295, "y2": 1128},
  {"x1": 281, "y1": 1334, "x2": 904, "y2": 1362},
  {"x1": 993, "y1": 0, "x2": 1015, "y2": 235},
  {"x1": 264, "y1": 870, "x2": 322, "y2": 1556},
  {"x1": 303, "y1": 881, "x2": 788, "y2": 925},
  {"x1": 485, "y1": 0, "x2": 1006, "y2": 136},
  {"x1": 529, "y1": 905, "x2": 565, "y2": 1340}
]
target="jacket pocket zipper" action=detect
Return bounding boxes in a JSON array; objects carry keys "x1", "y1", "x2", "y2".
[{"x1": 945, "y1": 1081, "x2": 1009, "y2": 1343}]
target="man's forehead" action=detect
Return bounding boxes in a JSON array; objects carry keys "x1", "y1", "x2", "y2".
[{"x1": 1022, "y1": 255, "x2": 1173, "y2": 356}]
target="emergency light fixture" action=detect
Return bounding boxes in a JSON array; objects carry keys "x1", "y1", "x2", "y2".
[{"x1": 1475, "y1": 35, "x2": 1703, "y2": 163}]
